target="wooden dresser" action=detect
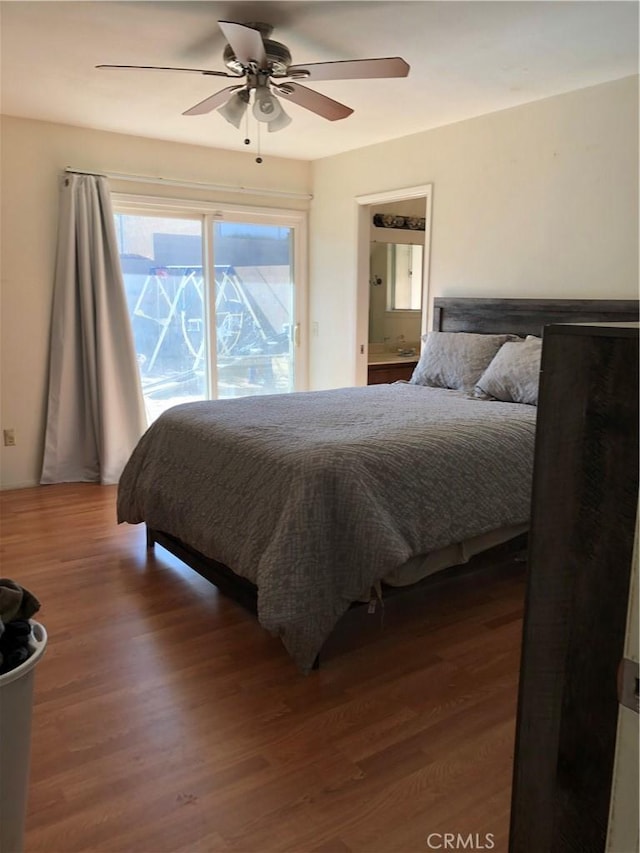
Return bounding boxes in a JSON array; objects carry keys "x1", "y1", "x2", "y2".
[
  {"x1": 367, "y1": 358, "x2": 418, "y2": 385},
  {"x1": 509, "y1": 322, "x2": 639, "y2": 852}
]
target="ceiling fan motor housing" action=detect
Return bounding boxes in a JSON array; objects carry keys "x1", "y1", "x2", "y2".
[{"x1": 223, "y1": 38, "x2": 292, "y2": 77}]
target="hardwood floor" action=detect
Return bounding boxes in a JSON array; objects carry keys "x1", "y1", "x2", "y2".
[{"x1": 0, "y1": 484, "x2": 527, "y2": 853}]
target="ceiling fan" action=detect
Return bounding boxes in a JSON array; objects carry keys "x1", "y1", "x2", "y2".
[{"x1": 97, "y1": 20, "x2": 410, "y2": 136}]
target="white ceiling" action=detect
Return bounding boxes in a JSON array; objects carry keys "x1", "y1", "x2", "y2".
[{"x1": 1, "y1": 1, "x2": 638, "y2": 162}]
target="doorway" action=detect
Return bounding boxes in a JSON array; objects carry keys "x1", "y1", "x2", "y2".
[{"x1": 355, "y1": 184, "x2": 433, "y2": 386}]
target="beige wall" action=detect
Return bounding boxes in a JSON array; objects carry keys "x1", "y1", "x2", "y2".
[
  {"x1": 309, "y1": 75, "x2": 639, "y2": 390},
  {"x1": 0, "y1": 117, "x2": 311, "y2": 488}
]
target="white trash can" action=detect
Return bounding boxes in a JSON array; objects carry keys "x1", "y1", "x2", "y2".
[{"x1": 0, "y1": 621, "x2": 47, "y2": 853}]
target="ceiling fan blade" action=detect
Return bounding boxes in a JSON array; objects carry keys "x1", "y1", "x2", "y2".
[
  {"x1": 96, "y1": 64, "x2": 237, "y2": 78},
  {"x1": 274, "y1": 82, "x2": 353, "y2": 121},
  {"x1": 286, "y1": 57, "x2": 410, "y2": 82},
  {"x1": 218, "y1": 21, "x2": 267, "y2": 69},
  {"x1": 183, "y1": 86, "x2": 243, "y2": 116}
]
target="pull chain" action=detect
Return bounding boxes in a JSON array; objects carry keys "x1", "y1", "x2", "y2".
[
  {"x1": 243, "y1": 99, "x2": 250, "y2": 148},
  {"x1": 240, "y1": 93, "x2": 264, "y2": 164},
  {"x1": 256, "y1": 120, "x2": 263, "y2": 164}
]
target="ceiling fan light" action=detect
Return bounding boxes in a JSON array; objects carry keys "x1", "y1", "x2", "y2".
[
  {"x1": 267, "y1": 105, "x2": 292, "y2": 133},
  {"x1": 253, "y1": 87, "x2": 282, "y2": 123},
  {"x1": 217, "y1": 89, "x2": 249, "y2": 127}
]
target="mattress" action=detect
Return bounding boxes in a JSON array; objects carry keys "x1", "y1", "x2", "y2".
[{"x1": 380, "y1": 522, "x2": 528, "y2": 590}]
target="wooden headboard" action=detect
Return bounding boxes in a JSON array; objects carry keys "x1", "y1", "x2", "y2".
[{"x1": 432, "y1": 298, "x2": 639, "y2": 337}]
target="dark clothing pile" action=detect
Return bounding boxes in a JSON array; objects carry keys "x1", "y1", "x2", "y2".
[{"x1": 0, "y1": 579, "x2": 41, "y2": 675}]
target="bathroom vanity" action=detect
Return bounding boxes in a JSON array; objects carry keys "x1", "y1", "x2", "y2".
[{"x1": 367, "y1": 352, "x2": 418, "y2": 384}]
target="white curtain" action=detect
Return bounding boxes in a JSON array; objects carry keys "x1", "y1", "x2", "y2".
[{"x1": 41, "y1": 174, "x2": 147, "y2": 485}]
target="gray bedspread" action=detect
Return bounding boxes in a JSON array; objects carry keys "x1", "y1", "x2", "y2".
[{"x1": 117, "y1": 384, "x2": 536, "y2": 671}]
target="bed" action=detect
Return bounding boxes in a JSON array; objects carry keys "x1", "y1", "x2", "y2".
[{"x1": 117, "y1": 297, "x2": 639, "y2": 671}]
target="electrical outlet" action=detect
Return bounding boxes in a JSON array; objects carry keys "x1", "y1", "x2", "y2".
[{"x1": 3, "y1": 428, "x2": 16, "y2": 447}]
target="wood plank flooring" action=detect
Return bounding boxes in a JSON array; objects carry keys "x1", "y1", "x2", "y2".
[{"x1": 0, "y1": 484, "x2": 527, "y2": 853}]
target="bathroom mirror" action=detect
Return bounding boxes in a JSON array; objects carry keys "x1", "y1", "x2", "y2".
[
  {"x1": 368, "y1": 242, "x2": 423, "y2": 344},
  {"x1": 386, "y1": 243, "x2": 423, "y2": 310}
]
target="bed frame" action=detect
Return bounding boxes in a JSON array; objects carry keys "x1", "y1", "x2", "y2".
[{"x1": 146, "y1": 297, "x2": 639, "y2": 664}]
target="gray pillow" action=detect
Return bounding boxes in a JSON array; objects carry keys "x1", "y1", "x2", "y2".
[
  {"x1": 475, "y1": 335, "x2": 542, "y2": 405},
  {"x1": 410, "y1": 331, "x2": 515, "y2": 392}
]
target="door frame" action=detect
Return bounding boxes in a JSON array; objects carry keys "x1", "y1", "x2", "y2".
[{"x1": 354, "y1": 184, "x2": 433, "y2": 386}]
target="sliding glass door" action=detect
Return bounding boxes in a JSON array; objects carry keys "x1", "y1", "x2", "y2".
[
  {"x1": 114, "y1": 203, "x2": 306, "y2": 422},
  {"x1": 210, "y1": 220, "x2": 295, "y2": 400}
]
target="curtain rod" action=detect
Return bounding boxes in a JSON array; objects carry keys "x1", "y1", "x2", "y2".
[{"x1": 64, "y1": 168, "x2": 312, "y2": 201}]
